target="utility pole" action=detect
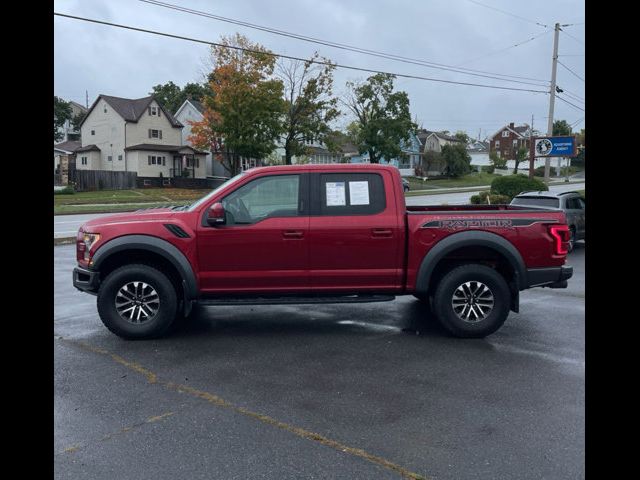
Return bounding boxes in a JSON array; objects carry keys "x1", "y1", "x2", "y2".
[
  {"x1": 544, "y1": 22, "x2": 561, "y2": 183},
  {"x1": 85, "y1": 90, "x2": 89, "y2": 109}
]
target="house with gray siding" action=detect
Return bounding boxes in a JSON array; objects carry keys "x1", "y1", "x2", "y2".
[{"x1": 174, "y1": 98, "x2": 227, "y2": 178}]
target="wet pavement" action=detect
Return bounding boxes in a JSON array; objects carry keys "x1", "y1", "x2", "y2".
[{"x1": 55, "y1": 245, "x2": 584, "y2": 480}]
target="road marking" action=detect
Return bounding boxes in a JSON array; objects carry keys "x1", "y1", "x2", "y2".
[{"x1": 58, "y1": 337, "x2": 429, "y2": 480}]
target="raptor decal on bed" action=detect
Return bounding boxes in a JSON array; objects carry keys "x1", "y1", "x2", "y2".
[{"x1": 421, "y1": 218, "x2": 554, "y2": 230}]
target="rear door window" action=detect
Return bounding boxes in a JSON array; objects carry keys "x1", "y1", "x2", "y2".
[{"x1": 313, "y1": 173, "x2": 386, "y2": 216}]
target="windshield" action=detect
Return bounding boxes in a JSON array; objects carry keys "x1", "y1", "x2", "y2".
[
  {"x1": 186, "y1": 173, "x2": 246, "y2": 212},
  {"x1": 511, "y1": 196, "x2": 559, "y2": 208}
]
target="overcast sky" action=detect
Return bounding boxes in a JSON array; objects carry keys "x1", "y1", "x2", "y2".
[{"x1": 54, "y1": 0, "x2": 585, "y2": 139}]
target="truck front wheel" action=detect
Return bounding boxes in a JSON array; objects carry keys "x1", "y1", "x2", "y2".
[
  {"x1": 97, "y1": 264, "x2": 178, "y2": 339},
  {"x1": 432, "y1": 264, "x2": 510, "y2": 338}
]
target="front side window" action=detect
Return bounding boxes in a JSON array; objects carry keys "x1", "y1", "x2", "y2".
[{"x1": 221, "y1": 175, "x2": 300, "y2": 225}]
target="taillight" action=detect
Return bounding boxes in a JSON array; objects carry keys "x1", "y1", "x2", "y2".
[{"x1": 549, "y1": 225, "x2": 570, "y2": 255}]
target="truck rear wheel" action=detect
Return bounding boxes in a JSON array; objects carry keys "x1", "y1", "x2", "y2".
[
  {"x1": 432, "y1": 264, "x2": 510, "y2": 338},
  {"x1": 97, "y1": 264, "x2": 178, "y2": 339}
]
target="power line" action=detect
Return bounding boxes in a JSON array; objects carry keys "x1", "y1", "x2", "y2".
[
  {"x1": 561, "y1": 29, "x2": 585, "y2": 46},
  {"x1": 570, "y1": 117, "x2": 585, "y2": 127},
  {"x1": 558, "y1": 61, "x2": 585, "y2": 82},
  {"x1": 54, "y1": 12, "x2": 550, "y2": 94},
  {"x1": 466, "y1": 0, "x2": 549, "y2": 28},
  {"x1": 555, "y1": 94, "x2": 585, "y2": 112},
  {"x1": 138, "y1": 0, "x2": 550, "y2": 86},
  {"x1": 560, "y1": 90, "x2": 585, "y2": 104},
  {"x1": 454, "y1": 30, "x2": 551, "y2": 67},
  {"x1": 561, "y1": 88, "x2": 584, "y2": 102}
]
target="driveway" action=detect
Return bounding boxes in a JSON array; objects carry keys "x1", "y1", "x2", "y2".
[{"x1": 55, "y1": 245, "x2": 584, "y2": 479}]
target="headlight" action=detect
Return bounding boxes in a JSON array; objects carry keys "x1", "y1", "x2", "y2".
[{"x1": 81, "y1": 233, "x2": 100, "y2": 262}]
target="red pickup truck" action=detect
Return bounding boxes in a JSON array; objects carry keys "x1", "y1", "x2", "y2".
[{"x1": 73, "y1": 164, "x2": 573, "y2": 339}]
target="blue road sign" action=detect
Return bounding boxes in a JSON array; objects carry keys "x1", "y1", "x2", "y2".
[{"x1": 534, "y1": 136, "x2": 576, "y2": 157}]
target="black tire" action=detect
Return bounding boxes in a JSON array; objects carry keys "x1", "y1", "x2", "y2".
[
  {"x1": 568, "y1": 227, "x2": 576, "y2": 253},
  {"x1": 97, "y1": 264, "x2": 178, "y2": 339},
  {"x1": 432, "y1": 264, "x2": 511, "y2": 338}
]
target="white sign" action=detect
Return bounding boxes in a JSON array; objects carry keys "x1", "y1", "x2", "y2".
[
  {"x1": 326, "y1": 182, "x2": 346, "y2": 206},
  {"x1": 349, "y1": 181, "x2": 370, "y2": 205}
]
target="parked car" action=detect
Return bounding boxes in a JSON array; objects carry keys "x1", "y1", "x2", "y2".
[
  {"x1": 510, "y1": 191, "x2": 585, "y2": 251},
  {"x1": 402, "y1": 178, "x2": 410, "y2": 192},
  {"x1": 73, "y1": 164, "x2": 572, "y2": 340}
]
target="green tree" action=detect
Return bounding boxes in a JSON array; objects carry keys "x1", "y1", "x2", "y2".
[
  {"x1": 54, "y1": 96, "x2": 72, "y2": 142},
  {"x1": 552, "y1": 119, "x2": 572, "y2": 136},
  {"x1": 513, "y1": 146, "x2": 528, "y2": 174},
  {"x1": 344, "y1": 73, "x2": 416, "y2": 163},
  {"x1": 442, "y1": 143, "x2": 472, "y2": 177},
  {"x1": 489, "y1": 150, "x2": 507, "y2": 169},
  {"x1": 151, "y1": 81, "x2": 210, "y2": 114},
  {"x1": 71, "y1": 112, "x2": 86, "y2": 132},
  {"x1": 423, "y1": 150, "x2": 443, "y2": 173},
  {"x1": 188, "y1": 33, "x2": 286, "y2": 176},
  {"x1": 454, "y1": 131, "x2": 470, "y2": 144},
  {"x1": 277, "y1": 53, "x2": 341, "y2": 164}
]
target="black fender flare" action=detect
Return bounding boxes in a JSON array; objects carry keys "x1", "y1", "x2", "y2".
[
  {"x1": 415, "y1": 230, "x2": 527, "y2": 295},
  {"x1": 91, "y1": 234, "x2": 198, "y2": 301}
]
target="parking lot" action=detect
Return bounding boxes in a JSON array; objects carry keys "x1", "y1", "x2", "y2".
[{"x1": 55, "y1": 244, "x2": 584, "y2": 480}]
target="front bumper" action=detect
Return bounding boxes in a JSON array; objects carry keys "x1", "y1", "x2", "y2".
[
  {"x1": 526, "y1": 265, "x2": 573, "y2": 289},
  {"x1": 73, "y1": 266, "x2": 100, "y2": 295}
]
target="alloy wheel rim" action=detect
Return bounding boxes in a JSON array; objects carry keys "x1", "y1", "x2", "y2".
[
  {"x1": 451, "y1": 281, "x2": 494, "y2": 323},
  {"x1": 115, "y1": 281, "x2": 160, "y2": 323}
]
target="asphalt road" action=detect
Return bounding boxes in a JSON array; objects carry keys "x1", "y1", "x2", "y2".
[
  {"x1": 54, "y1": 182, "x2": 585, "y2": 238},
  {"x1": 55, "y1": 245, "x2": 584, "y2": 480}
]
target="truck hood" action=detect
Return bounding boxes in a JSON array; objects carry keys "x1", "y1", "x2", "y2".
[{"x1": 81, "y1": 208, "x2": 177, "y2": 231}]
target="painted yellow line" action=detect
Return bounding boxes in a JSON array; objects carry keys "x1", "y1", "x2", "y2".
[{"x1": 59, "y1": 337, "x2": 429, "y2": 480}]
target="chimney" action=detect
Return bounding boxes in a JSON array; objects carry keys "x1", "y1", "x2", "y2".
[{"x1": 509, "y1": 122, "x2": 514, "y2": 129}]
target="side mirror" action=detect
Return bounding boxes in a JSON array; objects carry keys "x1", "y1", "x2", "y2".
[{"x1": 207, "y1": 202, "x2": 226, "y2": 226}]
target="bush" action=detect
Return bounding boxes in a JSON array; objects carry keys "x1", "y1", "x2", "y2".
[
  {"x1": 490, "y1": 174, "x2": 547, "y2": 200},
  {"x1": 482, "y1": 165, "x2": 495, "y2": 174},
  {"x1": 534, "y1": 166, "x2": 557, "y2": 177},
  {"x1": 470, "y1": 190, "x2": 511, "y2": 204},
  {"x1": 54, "y1": 186, "x2": 75, "y2": 195}
]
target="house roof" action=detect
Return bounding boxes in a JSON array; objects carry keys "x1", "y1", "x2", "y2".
[
  {"x1": 76, "y1": 144, "x2": 101, "y2": 152},
  {"x1": 125, "y1": 143, "x2": 208, "y2": 155},
  {"x1": 81, "y1": 95, "x2": 183, "y2": 128},
  {"x1": 54, "y1": 140, "x2": 82, "y2": 153},
  {"x1": 68, "y1": 101, "x2": 88, "y2": 113},
  {"x1": 490, "y1": 124, "x2": 530, "y2": 140},
  {"x1": 174, "y1": 98, "x2": 205, "y2": 118}
]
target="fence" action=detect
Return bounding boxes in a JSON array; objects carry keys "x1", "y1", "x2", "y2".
[{"x1": 73, "y1": 170, "x2": 138, "y2": 191}]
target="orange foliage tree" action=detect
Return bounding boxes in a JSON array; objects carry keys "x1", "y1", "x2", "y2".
[{"x1": 188, "y1": 34, "x2": 285, "y2": 176}]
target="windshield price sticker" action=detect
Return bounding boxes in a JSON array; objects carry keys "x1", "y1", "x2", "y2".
[{"x1": 349, "y1": 181, "x2": 370, "y2": 205}]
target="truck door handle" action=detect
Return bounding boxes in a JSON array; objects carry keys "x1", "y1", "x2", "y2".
[
  {"x1": 371, "y1": 228, "x2": 393, "y2": 238},
  {"x1": 282, "y1": 230, "x2": 304, "y2": 239}
]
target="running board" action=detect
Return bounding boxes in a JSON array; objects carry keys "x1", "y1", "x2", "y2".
[{"x1": 198, "y1": 294, "x2": 396, "y2": 306}]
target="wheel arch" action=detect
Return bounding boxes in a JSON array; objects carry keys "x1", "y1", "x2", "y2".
[
  {"x1": 415, "y1": 230, "x2": 528, "y2": 297},
  {"x1": 91, "y1": 235, "x2": 198, "y2": 302}
]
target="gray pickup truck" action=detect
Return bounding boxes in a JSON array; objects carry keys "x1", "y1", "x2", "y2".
[{"x1": 510, "y1": 190, "x2": 585, "y2": 251}]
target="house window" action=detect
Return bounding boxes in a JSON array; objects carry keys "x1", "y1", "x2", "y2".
[
  {"x1": 162, "y1": 156, "x2": 166, "y2": 166},
  {"x1": 91, "y1": 130, "x2": 95, "y2": 135},
  {"x1": 148, "y1": 155, "x2": 159, "y2": 165},
  {"x1": 502, "y1": 130, "x2": 509, "y2": 137},
  {"x1": 107, "y1": 155, "x2": 113, "y2": 161},
  {"x1": 495, "y1": 140, "x2": 500, "y2": 148},
  {"x1": 118, "y1": 155, "x2": 123, "y2": 161},
  {"x1": 149, "y1": 129, "x2": 162, "y2": 139},
  {"x1": 81, "y1": 156, "x2": 87, "y2": 165},
  {"x1": 103, "y1": 107, "x2": 107, "y2": 113},
  {"x1": 149, "y1": 106, "x2": 160, "y2": 116}
]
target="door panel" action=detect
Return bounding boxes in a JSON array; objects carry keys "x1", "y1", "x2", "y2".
[
  {"x1": 197, "y1": 173, "x2": 310, "y2": 294},
  {"x1": 308, "y1": 171, "x2": 403, "y2": 292}
]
